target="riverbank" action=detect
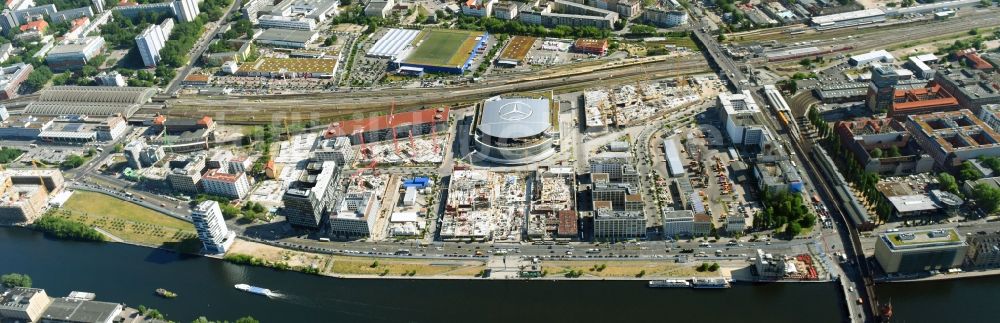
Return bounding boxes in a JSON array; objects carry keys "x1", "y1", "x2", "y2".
[
  {"x1": 1, "y1": 227, "x2": 849, "y2": 322},
  {"x1": 879, "y1": 268, "x2": 1000, "y2": 283},
  {"x1": 223, "y1": 239, "x2": 750, "y2": 281}
]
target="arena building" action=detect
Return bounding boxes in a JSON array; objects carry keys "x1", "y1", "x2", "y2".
[{"x1": 471, "y1": 96, "x2": 557, "y2": 164}]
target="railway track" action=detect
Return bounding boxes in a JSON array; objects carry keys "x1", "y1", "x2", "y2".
[{"x1": 165, "y1": 57, "x2": 710, "y2": 123}]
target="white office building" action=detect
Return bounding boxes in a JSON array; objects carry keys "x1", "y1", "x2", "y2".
[
  {"x1": 662, "y1": 209, "x2": 694, "y2": 238},
  {"x1": 258, "y1": 15, "x2": 317, "y2": 30},
  {"x1": 191, "y1": 200, "x2": 236, "y2": 254},
  {"x1": 329, "y1": 192, "x2": 380, "y2": 237},
  {"x1": 718, "y1": 90, "x2": 767, "y2": 146},
  {"x1": 201, "y1": 170, "x2": 251, "y2": 199}
]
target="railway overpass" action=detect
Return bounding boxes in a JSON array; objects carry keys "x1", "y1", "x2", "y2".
[{"x1": 691, "y1": 19, "x2": 879, "y2": 322}]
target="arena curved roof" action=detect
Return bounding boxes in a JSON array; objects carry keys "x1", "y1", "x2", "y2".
[{"x1": 477, "y1": 98, "x2": 551, "y2": 139}]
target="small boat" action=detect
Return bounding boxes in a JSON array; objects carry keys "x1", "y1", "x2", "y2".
[
  {"x1": 155, "y1": 288, "x2": 177, "y2": 298},
  {"x1": 691, "y1": 278, "x2": 731, "y2": 289},
  {"x1": 235, "y1": 284, "x2": 276, "y2": 297},
  {"x1": 648, "y1": 279, "x2": 692, "y2": 288}
]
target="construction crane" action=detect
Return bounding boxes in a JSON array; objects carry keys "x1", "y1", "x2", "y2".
[
  {"x1": 431, "y1": 112, "x2": 440, "y2": 155},
  {"x1": 355, "y1": 128, "x2": 369, "y2": 159},
  {"x1": 283, "y1": 118, "x2": 292, "y2": 141},
  {"x1": 390, "y1": 101, "x2": 400, "y2": 157}
]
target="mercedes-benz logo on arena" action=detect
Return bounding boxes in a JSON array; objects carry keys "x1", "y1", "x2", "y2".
[{"x1": 498, "y1": 102, "x2": 533, "y2": 121}]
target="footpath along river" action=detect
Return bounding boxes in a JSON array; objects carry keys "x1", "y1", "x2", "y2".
[{"x1": 0, "y1": 228, "x2": 858, "y2": 322}]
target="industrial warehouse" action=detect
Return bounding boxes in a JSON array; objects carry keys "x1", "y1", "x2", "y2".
[{"x1": 472, "y1": 96, "x2": 557, "y2": 165}]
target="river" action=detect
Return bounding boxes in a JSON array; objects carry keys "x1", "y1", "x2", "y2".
[{"x1": 1, "y1": 228, "x2": 854, "y2": 322}]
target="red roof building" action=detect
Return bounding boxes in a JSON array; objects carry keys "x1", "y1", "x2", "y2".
[
  {"x1": 323, "y1": 107, "x2": 449, "y2": 144},
  {"x1": 19, "y1": 20, "x2": 48, "y2": 33},
  {"x1": 888, "y1": 83, "x2": 961, "y2": 118},
  {"x1": 557, "y1": 210, "x2": 578, "y2": 237},
  {"x1": 573, "y1": 38, "x2": 609, "y2": 56}
]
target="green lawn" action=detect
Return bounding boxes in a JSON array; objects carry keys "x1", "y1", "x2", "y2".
[
  {"x1": 63, "y1": 191, "x2": 192, "y2": 230},
  {"x1": 59, "y1": 191, "x2": 198, "y2": 250},
  {"x1": 404, "y1": 29, "x2": 482, "y2": 67}
]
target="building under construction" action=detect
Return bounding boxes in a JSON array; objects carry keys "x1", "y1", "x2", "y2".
[{"x1": 322, "y1": 107, "x2": 450, "y2": 145}]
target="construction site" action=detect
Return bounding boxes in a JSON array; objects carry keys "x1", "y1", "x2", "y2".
[
  {"x1": 440, "y1": 169, "x2": 530, "y2": 242},
  {"x1": 353, "y1": 136, "x2": 444, "y2": 166},
  {"x1": 583, "y1": 77, "x2": 703, "y2": 131},
  {"x1": 387, "y1": 177, "x2": 434, "y2": 239},
  {"x1": 527, "y1": 167, "x2": 578, "y2": 241}
]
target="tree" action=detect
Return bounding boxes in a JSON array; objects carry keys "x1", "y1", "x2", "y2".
[
  {"x1": 786, "y1": 222, "x2": 803, "y2": 237},
  {"x1": 980, "y1": 156, "x2": 1000, "y2": 173},
  {"x1": 717, "y1": 33, "x2": 726, "y2": 42},
  {"x1": 627, "y1": 24, "x2": 657, "y2": 35},
  {"x1": 60, "y1": 155, "x2": 86, "y2": 169},
  {"x1": 235, "y1": 317, "x2": 260, "y2": 323},
  {"x1": 887, "y1": 146, "x2": 901, "y2": 157},
  {"x1": 870, "y1": 148, "x2": 883, "y2": 158},
  {"x1": 1, "y1": 273, "x2": 32, "y2": 288},
  {"x1": 0, "y1": 147, "x2": 24, "y2": 163},
  {"x1": 323, "y1": 35, "x2": 337, "y2": 46},
  {"x1": 708, "y1": 263, "x2": 720, "y2": 272},
  {"x1": 799, "y1": 58, "x2": 812, "y2": 67},
  {"x1": 938, "y1": 173, "x2": 959, "y2": 195},
  {"x1": 973, "y1": 183, "x2": 1000, "y2": 213},
  {"x1": 959, "y1": 161, "x2": 983, "y2": 182},
  {"x1": 23, "y1": 66, "x2": 53, "y2": 93}
]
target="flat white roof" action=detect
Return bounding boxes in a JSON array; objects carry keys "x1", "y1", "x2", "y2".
[
  {"x1": 366, "y1": 28, "x2": 421, "y2": 58},
  {"x1": 663, "y1": 137, "x2": 684, "y2": 177},
  {"x1": 851, "y1": 49, "x2": 895, "y2": 64},
  {"x1": 391, "y1": 212, "x2": 420, "y2": 222},
  {"x1": 719, "y1": 90, "x2": 760, "y2": 115},
  {"x1": 912, "y1": 54, "x2": 938, "y2": 62},
  {"x1": 763, "y1": 85, "x2": 791, "y2": 113},
  {"x1": 888, "y1": 194, "x2": 939, "y2": 213},
  {"x1": 811, "y1": 8, "x2": 884, "y2": 25}
]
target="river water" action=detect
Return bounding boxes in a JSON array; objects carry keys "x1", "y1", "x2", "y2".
[{"x1": 0, "y1": 228, "x2": 867, "y2": 322}]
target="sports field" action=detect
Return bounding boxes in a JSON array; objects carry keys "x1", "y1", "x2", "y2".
[{"x1": 403, "y1": 29, "x2": 485, "y2": 68}]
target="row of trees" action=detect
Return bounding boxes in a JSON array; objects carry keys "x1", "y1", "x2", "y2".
[
  {"x1": 454, "y1": 16, "x2": 611, "y2": 39},
  {"x1": 31, "y1": 214, "x2": 106, "y2": 241},
  {"x1": 820, "y1": 130, "x2": 895, "y2": 222},
  {"x1": 137, "y1": 305, "x2": 257, "y2": 323}
]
